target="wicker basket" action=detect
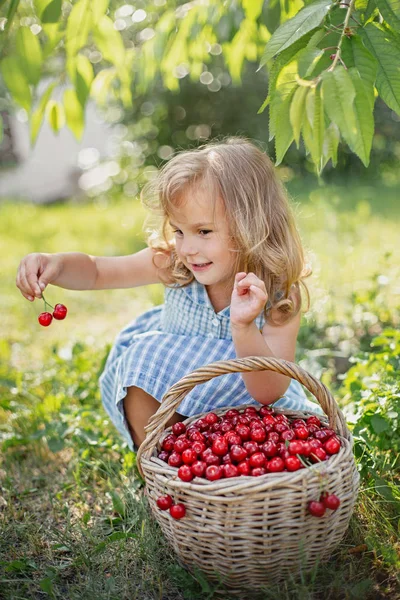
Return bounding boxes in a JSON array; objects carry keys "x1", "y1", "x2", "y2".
[{"x1": 137, "y1": 356, "x2": 359, "y2": 593}]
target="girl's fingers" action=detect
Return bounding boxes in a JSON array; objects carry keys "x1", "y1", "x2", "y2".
[
  {"x1": 250, "y1": 284, "x2": 268, "y2": 302},
  {"x1": 27, "y1": 270, "x2": 43, "y2": 298},
  {"x1": 237, "y1": 272, "x2": 265, "y2": 291},
  {"x1": 18, "y1": 263, "x2": 32, "y2": 297}
]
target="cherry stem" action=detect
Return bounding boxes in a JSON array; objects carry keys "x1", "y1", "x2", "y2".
[{"x1": 41, "y1": 293, "x2": 54, "y2": 311}]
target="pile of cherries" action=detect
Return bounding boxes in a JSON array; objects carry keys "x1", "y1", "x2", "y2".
[
  {"x1": 156, "y1": 405, "x2": 342, "y2": 518},
  {"x1": 38, "y1": 294, "x2": 68, "y2": 326}
]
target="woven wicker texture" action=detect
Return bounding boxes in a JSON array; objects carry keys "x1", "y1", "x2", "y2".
[{"x1": 137, "y1": 356, "x2": 359, "y2": 592}]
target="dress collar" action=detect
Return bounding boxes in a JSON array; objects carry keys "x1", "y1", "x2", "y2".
[{"x1": 181, "y1": 279, "x2": 231, "y2": 318}]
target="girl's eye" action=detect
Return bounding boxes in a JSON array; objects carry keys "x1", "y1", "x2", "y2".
[
  {"x1": 199, "y1": 230, "x2": 212, "y2": 236},
  {"x1": 172, "y1": 229, "x2": 211, "y2": 236}
]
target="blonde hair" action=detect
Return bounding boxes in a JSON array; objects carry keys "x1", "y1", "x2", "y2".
[{"x1": 141, "y1": 136, "x2": 311, "y2": 325}]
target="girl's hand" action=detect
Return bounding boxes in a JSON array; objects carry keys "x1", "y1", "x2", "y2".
[
  {"x1": 230, "y1": 272, "x2": 268, "y2": 329},
  {"x1": 16, "y1": 253, "x2": 63, "y2": 301}
]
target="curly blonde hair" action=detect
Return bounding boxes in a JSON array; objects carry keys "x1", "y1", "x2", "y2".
[{"x1": 141, "y1": 136, "x2": 311, "y2": 325}]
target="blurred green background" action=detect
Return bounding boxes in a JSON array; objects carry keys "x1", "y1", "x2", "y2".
[{"x1": 1, "y1": 0, "x2": 400, "y2": 598}]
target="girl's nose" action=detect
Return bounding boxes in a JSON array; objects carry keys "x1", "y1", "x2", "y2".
[{"x1": 180, "y1": 236, "x2": 198, "y2": 256}]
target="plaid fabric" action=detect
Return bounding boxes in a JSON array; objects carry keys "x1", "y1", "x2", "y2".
[{"x1": 99, "y1": 280, "x2": 323, "y2": 450}]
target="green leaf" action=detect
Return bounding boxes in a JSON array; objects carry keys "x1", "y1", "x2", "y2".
[
  {"x1": 360, "y1": 23, "x2": 400, "y2": 115},
  {"x1": 270, "y1": 57, "x2": 299, "y2": 140},
  {"x1": 92, "y1": 15, "x2": 125, "y2": 65},
  {"x1": 0, "y1": 56, "x2": 31, "y2": 112},
  {"x1": 370, "y1": 414, "x2": 390, "y2": 433},
  {"x1": 67, "y1": 54, "x2": 93, "y2": 106},
  {"x1": 290, "y1": 85, "x2": 309, "y2": 146},
  {"x1": 39, "y1": 577, "x2": 54, "y2": 594},
  {"x1": 16, "y1": 27, "x2": 42, "y2": 86},
  {"x1": 4, "y1": 0, "x2": 20, "y2": 32},
  {"x1": 110, "y1": 490, "x2": 125, "y2": 517},
  {"x1": 46, "y1": 100, "x2": 65, "y2": 134},
  {"x1": 297, "y1": 47, "x2": 324, "y2": 77},
  {"x1": 35, "y1": 0, "x2": 62, "y2": 23},
  {"x1": 90, "y1": 68, "x2": 116, "y2": 105},
  {"x1": 374, "y1": 476, "x2": 396, "y2": 501},
  {"x1": 66, "y1": 0, "x2": 92, "y2": 60},
  {"x1": 322, "y1": 121, "x2": 340, "y2": 167},
  {"x1": 91, "y1": 0, "x2": 109, "y2": 23},
  {"x1": 47, "y1": 436, "x2": 65, "y2": 453},
  {"x1": 302, "y1": 85, "x2": 325, "y2": 170},
  {"x1": 375, "y1": 0, "x2": 400, "y2": 29},
  {"x1": 348, "y1": 67, "x2": 374, "y2": 166},
  {"x1": 30, "y1": 81, "x2": 56, "y2": 145},
  {"x1": 321, "y1": 67, "x2": 358, "y2": 152},
  {"x1": 260, "y1": 0, "x2": 332, "y2": 66},
  {"x1": 63, "y1": 89, "x2": 84, "y2": 140},
  {"x1": 341, "y1": 35, "x2": 378, "y2": 110},
  {"x1": 243, "y1": 0, "x2": 264, "y2": 20}
]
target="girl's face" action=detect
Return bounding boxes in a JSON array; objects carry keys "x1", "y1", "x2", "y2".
[{"x1": 169, "y1": 187, "x2": 238, "y2": 296}]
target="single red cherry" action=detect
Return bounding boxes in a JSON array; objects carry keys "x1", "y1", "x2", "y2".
[
  {"x1": 260, "y1": 406, "x2": 273, "y2": 417},
  {"x1": 223, "y1": 463, "x2": 239, "y2": 478},
  {"x1": 178, "y1": 465, "x2": 194, "y2": 482},
  {"x1": 225, "y1": 409, "x2": 240, "y2": 419},
  {"x1": 236, "y1": 424, "x2": 251, "y2": 440},
  {"x1": 170, "y1": 503, "x2": 186, "y2": 519},
  {"x1": 308, "y1": 501, "x2": 326, "y2": 517},
  {"x1": 295, "y1": 426, "x2": 309, "y2": 440},
  {"x1": 230, "y1": 444, "x2": 247, "y2": 463},
  {"x1": 191, "y1": 441, "x2": 206, "y2": 455},
  {"x1": 53, "y1": 303, "x2": 68, "y2": 320},
  {"x1": 261, "y1": 441, "x2": 278, "y2": 457},
  {"x1": 268, "y1": 456, "x2": 285, "y2": 472},
  {"x1": 191, "y1": 460, "x2": 206, "y2": 478},
  {"x1": 285, "y1": 456, "x2": 302, "y2": 471},
  {"x1": 212, "y1": 437, "x2": 229, "y2": 456},
  {"x1": 310, "y1": 447, "x2": 327, "y2": 462},
  {"x1": 172, "y1": 422, "x2": 186, "y2": 436},
  {"x1": 188, "y1": 429, "x2": 204, "y2": 442},
  {"x1": 157, "y1": 494, "x2": 173, "y2": 510},
  {"x1": 307, "y1": 416, "x2": 321, "y2": 427},
  {"x1": 205, "y1": 412, "x2": 219, "y2": 425},
  {"x1": 325, "y1": 437, "x2": 341, "y2": 455},
  {"x1": 201, "y1": 449, "x2": 220, "y2": 466},
  {"x1": 168, "y1": 452, "x2": 183, "y2": 468},
  {"x1": 251, "y1": 467, "x2": 266, "y2": 476},
  {"x1": 243, "y1": 440, "x2": 258, "y2": 455},
  {"x1": 321, "y1": 492, "x2": 341, "y2": 510},
  {"x1": 249, "y1": 451, "x2": 265, "y2": 469},
  {"x1": 237, "y1": 460, "x2": 250, "y2": 475},
  {"x1": 288, "y1": 440, "x2": 304, "y2": 455},
  {"x1": 280, "y1": 429, "x2": 296, "y2": 441},
  {"x1": 181, "y1": 448, "x2": 197, "y2": 465},
  {"x1": 158, "y1": 450, "x2": 169, "y2": 462},
  {"x1": 205, "y1": 464, "x2": 223, "y2": 481},
  {"x1": 161, "y1": 435, "x2": 176, "y2": 452},
  {"x1": 250, "y1": 427, "x2": 266, "y2": 443},
  {"x1": 38, "y1": 312, "x2": 53, "y2": 326},
  {"x1": 174, "y1": 438, "x2": 189, "y2": 453},
  {"x1": 224, "y1": 431, "x2": 241, "y2": 446}
]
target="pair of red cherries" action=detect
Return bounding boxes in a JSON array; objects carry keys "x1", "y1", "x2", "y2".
[{"x1": 38, "y1": 294, "x2": 68, "y2": 326}]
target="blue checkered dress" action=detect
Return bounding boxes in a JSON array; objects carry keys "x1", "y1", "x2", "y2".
[{"x1": 100, "y1": 279, "x2": 323, "y2": 449}]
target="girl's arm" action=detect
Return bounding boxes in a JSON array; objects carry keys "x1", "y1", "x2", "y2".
[
  {"x1": 16, "y1": 247, "x2": 169, "y2": 301},
  {"x1": 231, "y1": 311, "x2": 301, "y2": 405},
  {"x1": 230, "y1": 271, "x2": 302, "y2": 405}
]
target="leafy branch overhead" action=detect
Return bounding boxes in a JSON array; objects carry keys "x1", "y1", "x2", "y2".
[{"x1": 0, "y1": 0, "x2": 399, "y2": 173}]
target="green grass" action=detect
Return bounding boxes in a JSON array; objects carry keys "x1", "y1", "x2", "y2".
[{"x1": 0, "y1": 180, "x2": 399, "y2": 599}]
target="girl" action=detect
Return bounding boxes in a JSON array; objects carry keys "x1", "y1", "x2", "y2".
[{"x1": 16, "y1": 137, "x2": 322, "y2": 451}]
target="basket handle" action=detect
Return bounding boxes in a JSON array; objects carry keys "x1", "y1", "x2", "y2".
[{"x1": 136, "y1": 356, "x2": 347, "y2": 473}]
